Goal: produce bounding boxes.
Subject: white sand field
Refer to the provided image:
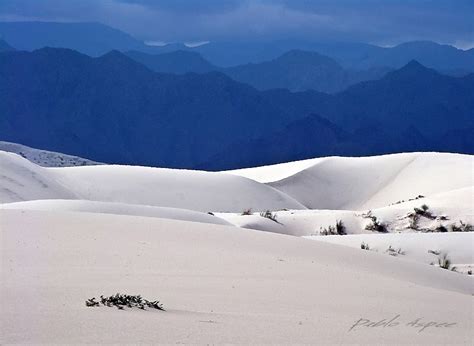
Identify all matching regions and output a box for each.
[1,150,473,344]
[1,209,472,344]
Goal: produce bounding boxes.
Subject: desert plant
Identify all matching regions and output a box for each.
[435,225,448,233]
[320,220,346,236]
[437,253,457,272]
[320,225,337,235]
[413,204,435,219]
[468,270,472,275]
[364,216,387,233]
[360,242,370,250]
[407,212,420,230]
[335,220,346,235]
[390,195,425,206]
[451,220,472,232]
[86,293,165,311]
[260,210,278,223]
[241,208,253,216]
[386,245,405,256]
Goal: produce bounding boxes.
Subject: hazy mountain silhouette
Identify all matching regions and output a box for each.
[0,48,326,167]
[222,50,391,93]
[125,49,391,93]
[125,50,217,74]
[355,41,474,71]
[1,21,473,74]
[0,21,146,56]
[322,60,474,137]
[199,114,363,170]
[1,48,472,169]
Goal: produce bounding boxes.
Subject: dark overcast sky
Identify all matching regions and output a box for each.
[0,0,472,48]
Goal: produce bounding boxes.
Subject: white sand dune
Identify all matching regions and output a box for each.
[0,199,232,226]
[0,151,305,212]
[1,209,472,344]
[229,152,474,210]
[2,151,472,214]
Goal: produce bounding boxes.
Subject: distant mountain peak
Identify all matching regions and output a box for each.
[386,59,439,79]
[95,49,155,75]
[99,49,125,59]
[405,59,425,69]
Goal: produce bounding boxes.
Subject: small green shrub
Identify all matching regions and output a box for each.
[360,242,370,250]
[241,208,253,216]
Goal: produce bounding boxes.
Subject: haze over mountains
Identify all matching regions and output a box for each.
[1,46,472,169]
[1,21,473,72]
[124,49,392,93]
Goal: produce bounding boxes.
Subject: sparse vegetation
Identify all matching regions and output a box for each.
[86,293,165,311]
[428,249,441,256]
[260,210,278,223]
[360,242,370,250]
[320,225,337,235]
[407,212,420,230]
[450,220,472,232]
[241,208,253,216]
[406,204,438,230]
[363,212,388,233]
[437,253,457,272]
[320,220,346,235]
[413,204,434,219]
[386,245,405,256]
[336,220,346,235]
[390,195,425,206]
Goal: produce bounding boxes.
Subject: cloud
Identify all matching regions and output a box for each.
[0,0,472,47]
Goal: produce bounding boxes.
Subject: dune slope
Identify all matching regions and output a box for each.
[0,199,232,226]
[0,151,305,212]
[229,152,473,210]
